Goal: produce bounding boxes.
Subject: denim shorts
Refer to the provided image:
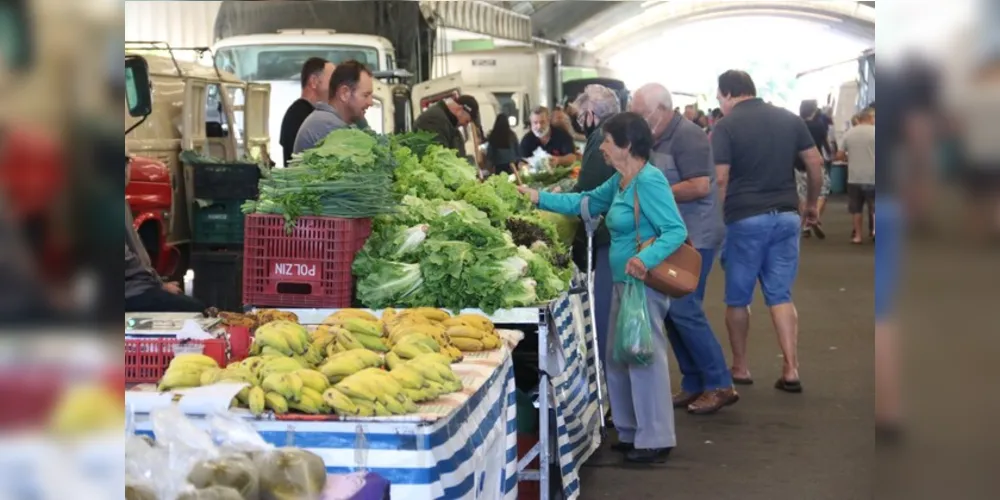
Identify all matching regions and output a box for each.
[723,211,801,307]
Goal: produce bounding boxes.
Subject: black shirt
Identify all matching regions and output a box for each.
[519,127,576,160]
[280,98,315,167]
[712,99,815,224]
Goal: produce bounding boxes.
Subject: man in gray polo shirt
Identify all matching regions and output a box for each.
[293,61,374,154]
[632,84,737,415]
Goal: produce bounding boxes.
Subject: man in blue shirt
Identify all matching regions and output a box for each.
[633,83,737,414]
[712,70,823,393]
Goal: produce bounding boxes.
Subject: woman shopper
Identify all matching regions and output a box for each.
[519,112,688,464]
[484,114,520,176]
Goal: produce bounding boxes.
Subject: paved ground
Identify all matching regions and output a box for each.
[579,198,874,500]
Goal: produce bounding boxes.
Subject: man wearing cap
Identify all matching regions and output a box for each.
[413,95,480,158]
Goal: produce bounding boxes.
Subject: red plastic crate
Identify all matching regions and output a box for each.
[242,214,372,309]
[124,338,227,384]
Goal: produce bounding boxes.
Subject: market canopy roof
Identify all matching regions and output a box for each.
[503,0,875,56]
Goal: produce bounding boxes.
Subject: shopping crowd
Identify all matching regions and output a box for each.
[513,70,876,465]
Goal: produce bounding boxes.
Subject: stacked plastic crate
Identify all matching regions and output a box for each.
[186,159,261,312]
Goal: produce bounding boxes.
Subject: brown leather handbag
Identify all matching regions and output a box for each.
[633,191,702,298]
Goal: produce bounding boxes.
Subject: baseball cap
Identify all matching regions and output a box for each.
[456,95,480,124]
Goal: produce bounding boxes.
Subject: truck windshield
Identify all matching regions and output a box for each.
[216,44,380,81]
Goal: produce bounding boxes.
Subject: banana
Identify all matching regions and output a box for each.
[249,341,262,356]
[385,351,404,371]
[401,396,419,413]
[325,309,380,324]
[319,356,366,380]
[373,401,392,417]
[381,308,397,325]
[349,349,384,368]
[406,360,445,384]
[289,397,321,415]
[389,365,425,390]
[403,387,430,403]
[240,356,266,373]
[446,326,486,340]
[303,345,325,366]
[248,387,266,417]
[218,367,256,385]
[158,369,203,391]
[326,342,346,358]
[413,352,453,367]
[256,358,304,382]
[392,341,437,360]
[442,318,475,329]
[355,334,390,352]
[443,379,463,393]
[333,329,365,351]
[255,326,294,356]
[199,368,222,386]
[322,388,359,416]
[450,337,486,352]
[443,345,465,363]
[262,373,301,402]
[456,314,494,331]
[411,355,459,382]
[353,369,402,398]
[301,387,328,411]
[295,370,330,393]
[352,399,376,417]
[260,346,290,358]
[424,380,446,398]
[410,307,451,322]
[264,392,288,415]
[236,386,251,405]
[340,318,383,338]
[170,353,220,370]
[481,334,501,350]
[310,330,337,352]
[335,378,377,402]
[395,333,440,353]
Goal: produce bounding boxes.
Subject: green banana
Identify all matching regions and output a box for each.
[389,365,425,390]
[322,388,359,416]
[355,334,390,352]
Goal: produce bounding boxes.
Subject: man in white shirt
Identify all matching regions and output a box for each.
[838,107,876,244]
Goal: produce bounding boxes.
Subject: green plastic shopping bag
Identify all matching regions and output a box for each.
[613,278,655,366]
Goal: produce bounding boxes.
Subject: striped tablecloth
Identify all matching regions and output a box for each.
[133,345,520,500]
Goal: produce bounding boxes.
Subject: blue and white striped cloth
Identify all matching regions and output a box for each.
[135,356,519,500]
[548,291,604,500]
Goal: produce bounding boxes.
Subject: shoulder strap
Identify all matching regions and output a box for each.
[633,189,642,251]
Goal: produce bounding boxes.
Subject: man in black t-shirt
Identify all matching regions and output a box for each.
[279,57,334,167]
[519,107,578,166]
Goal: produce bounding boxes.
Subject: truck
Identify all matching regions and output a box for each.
[429,47,560,139]
[212,29,410,162]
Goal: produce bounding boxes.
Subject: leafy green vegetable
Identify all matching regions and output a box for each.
[420,145,479,190]
[354,261,428,309]
[518,246,568,301]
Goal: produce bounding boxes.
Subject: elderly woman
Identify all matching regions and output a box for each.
[566,84,623,374]
[519,113,688,464]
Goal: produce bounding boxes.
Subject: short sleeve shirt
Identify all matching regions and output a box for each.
[519,128,576,159]
[842,123,876,185]
[712,99,814,224]
[650,114,725,250]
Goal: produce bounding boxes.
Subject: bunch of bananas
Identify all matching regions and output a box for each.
[158,353,221,391]
[218,309,299,332]
[317,348,384,384]
[441,316,503,352]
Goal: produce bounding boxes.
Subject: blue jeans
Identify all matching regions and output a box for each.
[875,199,901,321]
[723,211,801,307]
[665,248,732,393]
[593,246,614,370]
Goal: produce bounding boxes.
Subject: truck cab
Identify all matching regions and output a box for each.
[125,45,270,278]
[212,29,403,160]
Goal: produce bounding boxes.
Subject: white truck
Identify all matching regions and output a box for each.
[211,29,404,162]
[428,47,560,140]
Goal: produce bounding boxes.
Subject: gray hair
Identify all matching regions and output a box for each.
[634,83,673,112]
[572,84,621,121]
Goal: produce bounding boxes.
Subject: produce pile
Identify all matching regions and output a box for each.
[519,162,582,193]
[242,129,397,231]
[158,309,504,418]
[354,133,575,312]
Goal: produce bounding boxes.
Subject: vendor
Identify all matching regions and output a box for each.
[293,61,374,154]
[518,112,687,465]
[519,107,578,167]
[279,57,334,167]
[413,95,480,159]
[125,159,205,314]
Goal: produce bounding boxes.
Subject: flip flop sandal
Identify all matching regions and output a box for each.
[774,379,803,393]
[732,376,754,386]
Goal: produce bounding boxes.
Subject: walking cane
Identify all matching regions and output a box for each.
[580,197,608,438]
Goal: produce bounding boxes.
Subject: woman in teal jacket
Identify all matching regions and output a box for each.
[519,112,688,464]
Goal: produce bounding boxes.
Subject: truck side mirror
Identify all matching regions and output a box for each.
[125,55,153,117]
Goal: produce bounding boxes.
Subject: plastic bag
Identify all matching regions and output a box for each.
[613,278,655,366]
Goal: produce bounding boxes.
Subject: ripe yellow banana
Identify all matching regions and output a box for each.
[382,308,398,325]
[301,387,328,411]
[353,369,402,399]
[170,353,220,370]
[218,367,256,385]
[340,318,383,338]
[333,329,365,351]
[353,399,376,417]
[199,368,222,386]
[319,356,366,380]
[257,358,304,381]
[443,345,464,363]
[405,360,445,384]
[450,337,486,352]
[248,387,266,417]
[410,308,451,322]
[262,373,300,401]
[335,378,378,402]
[303,345,325,366]
[158,369,203,391]
[456,314,494,331]
[381,396,406,415]
[481,334,501,350]
[323,388,359,416]
[414,352,454,367]
[289,397,321,415]
[373,401,392,417]
[355,334,390,352]
[411,355,459,383]
[254,326,294,355]
[424,380,446,398]
[264,392,288,415]
[446,326,486,340]
[441,318,475,329]
[240,356,266,373]
[385,351,404,371]
[403,387,430,403]
[392,341,437,360]
[325,309,379,324]
[295,369,330,392]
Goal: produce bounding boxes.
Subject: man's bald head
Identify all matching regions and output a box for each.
[633,83,674,115]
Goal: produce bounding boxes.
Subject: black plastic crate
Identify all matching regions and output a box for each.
[191,251,243,312]
[183,156,261,201]
[193,201,246,248]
